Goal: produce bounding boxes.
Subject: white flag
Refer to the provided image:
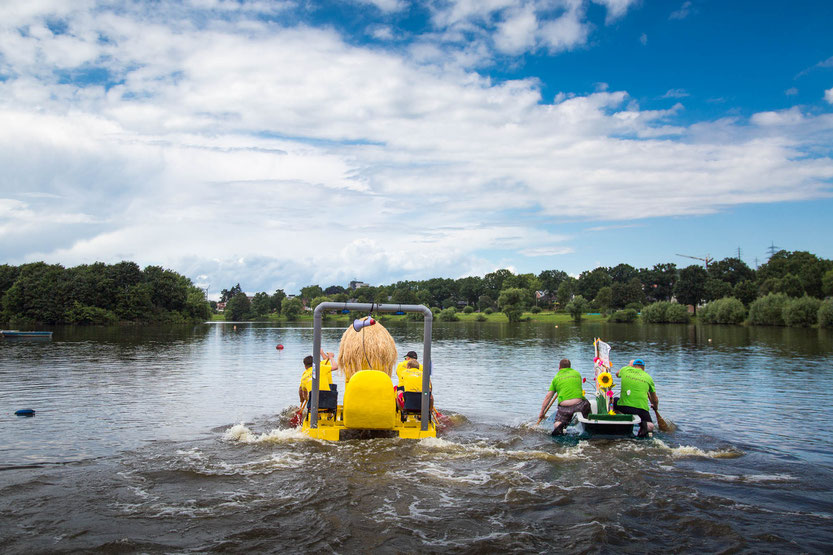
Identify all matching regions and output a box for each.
[596,340,611,368]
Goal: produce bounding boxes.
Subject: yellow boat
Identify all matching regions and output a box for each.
[300,302,437,441]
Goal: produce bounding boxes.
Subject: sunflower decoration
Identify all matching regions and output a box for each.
[596,372,614,389]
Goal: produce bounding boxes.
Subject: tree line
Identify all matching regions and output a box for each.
[218,250,833,324]
[0,261,211,326]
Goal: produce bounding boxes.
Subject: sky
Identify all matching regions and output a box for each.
[1,0,832,297]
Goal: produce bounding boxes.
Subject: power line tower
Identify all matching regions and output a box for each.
[736,247,742,261]
[766,241,780,259]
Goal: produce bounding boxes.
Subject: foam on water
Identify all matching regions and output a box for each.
[417,436,588,462]
[222,423,308,444]
[652,439,744,459]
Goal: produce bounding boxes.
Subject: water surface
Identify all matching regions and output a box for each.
[1,321,831,552]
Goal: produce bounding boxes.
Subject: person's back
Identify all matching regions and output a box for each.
[614,359,658,437]
[617,365,654,411]
[299,355,335,403]
[539,358,590,435]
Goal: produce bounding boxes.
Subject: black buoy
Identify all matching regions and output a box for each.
[15,409,35,417]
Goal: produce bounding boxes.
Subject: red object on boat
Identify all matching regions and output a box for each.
[276,344,284,350]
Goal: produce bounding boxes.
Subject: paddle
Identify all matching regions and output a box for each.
[289,400,307,427]
[652,406,675,433]
[536,394,558,426]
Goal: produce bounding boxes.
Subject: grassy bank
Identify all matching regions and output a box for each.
[211,310,610,324]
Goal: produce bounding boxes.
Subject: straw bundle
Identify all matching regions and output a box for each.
[337,319,398,381]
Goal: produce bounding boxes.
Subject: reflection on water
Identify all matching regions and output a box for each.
[1,321,832,552]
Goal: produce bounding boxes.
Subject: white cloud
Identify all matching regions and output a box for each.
[825,87,833,104]
[785,87,798,96]
[662,88,689,98]
[669,1,691,20]
[639,32,647,45]
[354,0,409,13]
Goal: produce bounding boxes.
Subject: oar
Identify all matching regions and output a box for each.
[290,400,307,427]
[653,406,675,433]
[536,395,558,426]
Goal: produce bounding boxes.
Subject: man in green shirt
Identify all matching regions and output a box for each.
[538,358,590,436]
[614,359,659,437]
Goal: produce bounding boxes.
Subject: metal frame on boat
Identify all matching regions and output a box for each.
[302,302,436,441]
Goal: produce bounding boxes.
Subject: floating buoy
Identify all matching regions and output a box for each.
[15,409,35,417]
[276,344,284,350]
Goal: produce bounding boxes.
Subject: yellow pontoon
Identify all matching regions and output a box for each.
[301,302,437,441]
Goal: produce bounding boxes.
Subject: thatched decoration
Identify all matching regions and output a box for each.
[337,319,398,381]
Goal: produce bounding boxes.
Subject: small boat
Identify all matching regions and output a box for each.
[1,330,53,338]
[572,337,641,437]
[300,302,437,441]
[574,394,641,436]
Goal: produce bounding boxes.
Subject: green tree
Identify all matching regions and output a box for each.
[482,269,513,300]
[250,292,272,316]
[708,257,755,287]
[538,269,568,296]
[478,295,494,311]
[704,278,733,302]
[225,292,251,321]
[611,278,645,309]
[556,278,576,309]
[498,287,529,323]
[733,280,759,306]
[674,265,708,314]
[757,250,831,298]
[594,286,613,314]
[281,297,303,320]
[324,285,345,295]
[822,269,833,298]
[566,295,589,322]
[220,283,242,303]
[270,289,286,313]
[2,262,69,324]
[640,263,677,303]
[457,276,484,306]
[300,285,323,302]
[577,267,612,301]
[609,263,638,284]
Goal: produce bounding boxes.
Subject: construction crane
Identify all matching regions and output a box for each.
[676,253,713,267]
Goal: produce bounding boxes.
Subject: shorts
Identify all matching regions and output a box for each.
[613,398,652,435]
[554,398,591,424]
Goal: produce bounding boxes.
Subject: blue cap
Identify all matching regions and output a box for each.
[632,359,645,367]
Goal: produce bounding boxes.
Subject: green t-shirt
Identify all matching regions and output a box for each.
[548,368,584,403]
[617,366,655,411]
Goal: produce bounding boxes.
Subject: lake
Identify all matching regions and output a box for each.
[1,320,832,552]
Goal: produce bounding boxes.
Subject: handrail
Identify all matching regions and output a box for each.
[311,302,434,431]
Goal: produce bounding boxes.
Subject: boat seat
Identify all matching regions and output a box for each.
[403,391,422,413]
[316,383,338,412]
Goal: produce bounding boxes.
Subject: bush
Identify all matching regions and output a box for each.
[463,305,474,314]
[783,296,822,327]
[748,293,788,326]
[665,303,691,323]
[625,302,643,312]
[642,301,689,324]
[700,297,746,325]
[819,299,833,328]
[566,295,589,322]
[530,306,542,314]
[608,309,638,323]
[484,307,493,315]
[64,302,118,325]
[438,307,459,322]
[476,313,487,322]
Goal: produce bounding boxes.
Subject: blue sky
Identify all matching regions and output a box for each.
[1,0,832,296]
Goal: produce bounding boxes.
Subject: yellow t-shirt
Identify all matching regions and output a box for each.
[396,360,423,384]
[300,360,334,392]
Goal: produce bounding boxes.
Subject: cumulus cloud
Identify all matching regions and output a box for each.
[825,87,833,104]
[1,1,832,292]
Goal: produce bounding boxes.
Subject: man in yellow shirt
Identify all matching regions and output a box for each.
[396,351,423,386]
[298,350,338,404]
